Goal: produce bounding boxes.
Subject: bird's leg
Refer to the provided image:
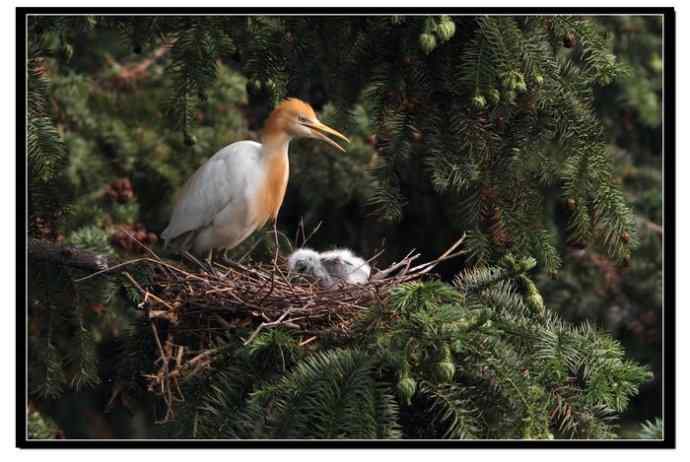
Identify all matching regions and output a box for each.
[206,248,214,270]
[223,248,232,264]
[272,221,280,269]
[270,221,293,287]
[183,250,205,268]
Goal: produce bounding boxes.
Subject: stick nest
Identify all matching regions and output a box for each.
[89,235,465,422]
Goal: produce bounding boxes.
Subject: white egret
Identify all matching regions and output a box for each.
[161,98,350,258]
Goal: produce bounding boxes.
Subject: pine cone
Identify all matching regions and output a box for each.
[472,94,487,110]
[111,224,156,253]
[436,360,456,382]
[402,97,418,113]
[106,178,135,203]
[184,132,197,146]
[110,231,129,251]
[398,376,417,405]
[419,33,437,55]
[146,232,159,245]
[88,303,106,315]
[436,19,456,42]
[495,115,506,131]
[104,185,117,201]
[563,32,577,49]
[488,88,501,105]
[119,189,134,202]
[567,239,587,250]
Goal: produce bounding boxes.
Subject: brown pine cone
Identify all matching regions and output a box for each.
[563,32,576,49]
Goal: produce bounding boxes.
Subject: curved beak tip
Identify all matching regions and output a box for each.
[308,121,351,152]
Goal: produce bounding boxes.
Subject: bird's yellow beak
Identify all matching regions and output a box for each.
[303,120,350,152]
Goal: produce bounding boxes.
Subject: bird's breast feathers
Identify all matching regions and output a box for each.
[254,151,290,223]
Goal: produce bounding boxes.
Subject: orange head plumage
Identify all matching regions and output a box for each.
[262,98,350,152]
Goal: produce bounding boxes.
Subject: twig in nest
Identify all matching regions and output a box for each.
[121,228,162,260]
[243,308,294,345]
[295,219,323,248]
[299,336,318,347]
[371,248,419,280]
[122,272,177,314]
[146,320,180,423]
[407,233,467,274]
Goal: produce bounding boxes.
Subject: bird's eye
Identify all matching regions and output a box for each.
[298,116,309,123]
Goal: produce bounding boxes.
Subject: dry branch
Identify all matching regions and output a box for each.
[28,238,114,272]
[106,43,172,89]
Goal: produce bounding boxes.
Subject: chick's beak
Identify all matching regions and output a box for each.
[304,120,350,152]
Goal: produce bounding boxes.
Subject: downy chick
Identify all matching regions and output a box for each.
[319,248,371,285]
[287,248,333,287]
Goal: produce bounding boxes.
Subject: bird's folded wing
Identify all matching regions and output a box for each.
[161,141,262,240]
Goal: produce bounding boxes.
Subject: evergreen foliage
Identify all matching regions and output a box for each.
[638,417,663,439]
[27,408,63,439]
[25,14,661,440]
[27,43,71,236]
[537,16,664,424]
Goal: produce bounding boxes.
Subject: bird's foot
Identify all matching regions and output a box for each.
[219,250,238,268]
[205,252,214,272]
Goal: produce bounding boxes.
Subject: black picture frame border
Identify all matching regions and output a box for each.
[16,6,676,449]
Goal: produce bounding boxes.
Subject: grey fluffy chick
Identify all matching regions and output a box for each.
[319,249,371,285]
[287,248,333,287]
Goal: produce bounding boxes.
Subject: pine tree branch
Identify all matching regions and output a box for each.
[28,238,113,273]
